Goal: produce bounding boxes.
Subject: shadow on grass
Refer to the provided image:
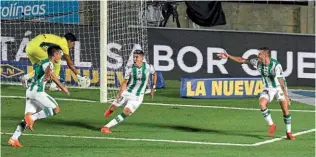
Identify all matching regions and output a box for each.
[3,116,100,131]
[3,116,264,140]
[48,119,101,131]
[125,122,265,140]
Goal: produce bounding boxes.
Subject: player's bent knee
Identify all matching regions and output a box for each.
[259,97,269,107]
[53,106,60,115]
[109,104,117,111]
[123,108,132,116]
[25,112,33,115]
[278,98,286,103]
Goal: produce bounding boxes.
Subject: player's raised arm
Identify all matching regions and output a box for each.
[217,52,249,64]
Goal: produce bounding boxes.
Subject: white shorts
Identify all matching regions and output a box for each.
[25,89,59,114]
[112,91,143,113]
[259,87,285,103]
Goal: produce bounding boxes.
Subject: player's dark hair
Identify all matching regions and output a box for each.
[64,33,77,41]
[134,50,144,55]
[258,47,271,57]
[48,45,62,57]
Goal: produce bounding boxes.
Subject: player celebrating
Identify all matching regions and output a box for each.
[101,49,157,134]
[20,33,90,90]
[8,46,70,147]
[217,47,295,140]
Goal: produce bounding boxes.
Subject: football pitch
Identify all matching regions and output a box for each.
[1,81,315,157]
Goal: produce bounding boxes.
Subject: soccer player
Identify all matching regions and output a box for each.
[20,33,89,90]
[8,46,70,147]
[101,49,157,134]
[217,47,295,140]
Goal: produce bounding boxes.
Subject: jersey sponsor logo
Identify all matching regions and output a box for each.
[0,3,46,18]
[0,60,124,87]
[0,1,79,24]
[0,64,24,78]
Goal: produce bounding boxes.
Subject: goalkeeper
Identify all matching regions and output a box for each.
[101,49,157,134]
[20,33,90,90]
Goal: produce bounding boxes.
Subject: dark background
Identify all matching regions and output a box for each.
[148,28,315,86]
[1,22,315,86]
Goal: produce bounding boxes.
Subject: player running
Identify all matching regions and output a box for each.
[20,33,90,90]
[8,46,70,147]
[217,47,295,140]
[101,49,157,134]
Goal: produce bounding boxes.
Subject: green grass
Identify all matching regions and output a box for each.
[1,81,315,157]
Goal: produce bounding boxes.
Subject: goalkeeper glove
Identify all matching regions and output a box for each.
[77,74,91,88]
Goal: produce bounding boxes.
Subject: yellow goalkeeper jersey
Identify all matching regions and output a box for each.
[28,34,70,56]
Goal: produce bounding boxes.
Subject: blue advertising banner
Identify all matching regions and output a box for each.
[1,60,165,88]
[180,78,264,98]
[0,1,79,24]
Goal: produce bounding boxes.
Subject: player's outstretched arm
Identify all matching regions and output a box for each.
[51,73,70,95]
[64,54,91,87]
[44,64,69,95]
[64,55,79,75]
[217,52,249,64]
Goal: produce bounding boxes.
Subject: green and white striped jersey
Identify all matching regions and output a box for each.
[29,58,54,92]
[124,63,155,96]
[249,58,284,88]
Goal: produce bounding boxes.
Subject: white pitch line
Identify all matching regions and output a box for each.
[252,128,316,146]
[1,132,252,147]
[1,95,97,103]
[2,95,315,113]
[145,102,316,113]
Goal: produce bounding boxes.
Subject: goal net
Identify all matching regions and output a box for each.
[105,1,148,102]
[0,1,148,102]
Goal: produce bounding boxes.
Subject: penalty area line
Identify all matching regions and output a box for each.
[145,102,316,113]
[1,132,252,147]
[1,95,315,113]
[252,128,316,146]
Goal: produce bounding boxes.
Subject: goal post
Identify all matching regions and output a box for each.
[100,0,107,103]
[101,1,149,103]
[0,0,148,103]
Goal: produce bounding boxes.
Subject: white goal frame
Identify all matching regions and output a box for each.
[100,0,107,103]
